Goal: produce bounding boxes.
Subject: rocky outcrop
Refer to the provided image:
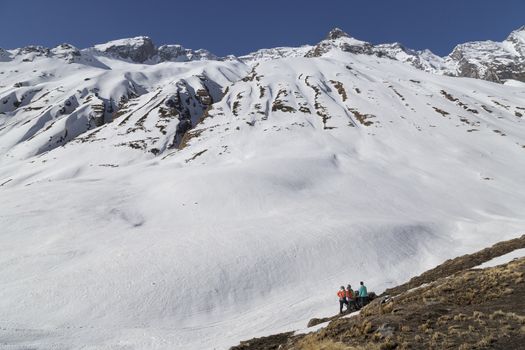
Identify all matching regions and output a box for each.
[305,28,374,58]
[445,33,525,83]
[373,44,446,73]
[4,38,220,65]
[507,25,525,55]
[157,45,218,62]
[50,44,81,63]
[90,37,219,63]
[326,27,349,40]
[0,48,10,62]
[303,26,525,83]
[93,36,156,63]
[14,46,51,62]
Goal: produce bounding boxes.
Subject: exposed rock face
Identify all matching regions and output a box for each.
[305,28,373,57]
[239,27,355,63]
[444,32,525,83]
[93,36,156,63]
[16,46,51,56]
[90,37,219,63]
[303,26,525,83]
[373,44,447,73]
[14,46,51,62]
[157,45,218,62]
[326,27,349,40]
[505,25,525,55]
[0,48,10,62]
[51,44,81,63]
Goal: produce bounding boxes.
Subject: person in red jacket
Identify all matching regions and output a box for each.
[346,284,357,311]
[337,286,348,314]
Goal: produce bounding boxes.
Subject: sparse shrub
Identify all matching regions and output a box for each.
[454,313,467,321]
[379,340,397,350]
[476,335,496,347]
[298,338,352,350]
[362,321,373,334]
[489,310,506,320]
[473,311,485,319]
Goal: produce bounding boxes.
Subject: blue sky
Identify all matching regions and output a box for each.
[1,0,524,56]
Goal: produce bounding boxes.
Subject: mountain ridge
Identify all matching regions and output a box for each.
[1,26,524,83]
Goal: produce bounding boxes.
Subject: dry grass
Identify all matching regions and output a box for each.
[298,337,384,350]
[385,235,525,296]
[298,338,352,350]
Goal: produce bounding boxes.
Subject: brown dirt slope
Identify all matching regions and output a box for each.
[384,234,525,296]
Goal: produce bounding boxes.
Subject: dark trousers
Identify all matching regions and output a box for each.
[348,298,357,311]
[358,296,369,308]
[339,298,348,313]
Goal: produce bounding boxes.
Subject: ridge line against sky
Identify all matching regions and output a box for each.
[1,0,524,56]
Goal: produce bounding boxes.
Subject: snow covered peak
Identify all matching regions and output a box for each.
[13,45,51,60]
[93,36,153,51]
[89,37,220,63]
[92,36,156,63]
[442,26,525,82]
[305,33,372,57]
[326,27,350,40]
[508,25,525,38]
[505,25,525,55]
[50,43,81,62]
[239,46,312,64]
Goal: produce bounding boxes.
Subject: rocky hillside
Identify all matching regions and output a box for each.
[231,235,525,350]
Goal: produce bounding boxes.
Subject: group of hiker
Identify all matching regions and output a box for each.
[337,281,369,314]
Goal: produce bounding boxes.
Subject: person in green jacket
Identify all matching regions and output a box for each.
[358,281,368,308]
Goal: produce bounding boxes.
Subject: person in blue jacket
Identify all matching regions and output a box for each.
[358,281,368,308]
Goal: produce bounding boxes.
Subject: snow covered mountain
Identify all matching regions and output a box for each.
[1,27,524,350]
[444,26,525,82]
[300,27,525,82]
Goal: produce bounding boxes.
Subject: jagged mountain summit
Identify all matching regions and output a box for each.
[91,36,220,63]
[1,36,221,66]
[445,25,525,82]
[2,26,524,79]
[302,26,525,82]
[1,27,525,350]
